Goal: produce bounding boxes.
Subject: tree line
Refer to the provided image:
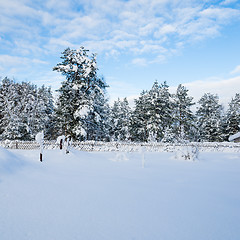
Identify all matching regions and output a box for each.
[0,46,240,142]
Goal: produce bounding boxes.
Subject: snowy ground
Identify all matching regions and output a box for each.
[0,147,240,240]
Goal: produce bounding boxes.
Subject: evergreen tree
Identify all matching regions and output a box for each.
[172,84,196,141]
[129,90,150,142]
[196,93,224,142]
[0,78,25,140]
[224,93,240,140]
[119,98,131,141]
[35,85,54,139]
[53,47,108,140]
[147,81,173,141]
[109,98,131,141]
[130,81,173,142]
[84,91,110,141]
[0,78,54,140]
[109,99,121,141]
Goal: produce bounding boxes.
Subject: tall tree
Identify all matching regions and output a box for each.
[129,90,150,142]
[53,47,108,140]
[172,84,196,141]
[147,81,173,141]
[196,93,224,142]
[0,78,25,140]
[130,81,173,142]
[224,93,240,140]
[0,78,54,140]
[109,98,131,141]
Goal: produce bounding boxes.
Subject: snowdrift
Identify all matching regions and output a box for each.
[0,149,240,240]
[0,146,26,175]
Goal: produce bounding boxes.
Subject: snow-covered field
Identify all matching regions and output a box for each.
[0,147,240,240]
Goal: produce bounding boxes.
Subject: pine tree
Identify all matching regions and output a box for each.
[84,90,110,141]
[119,98,131,141]
[109,98,131,141]
[53,47,108,140]
[196,93,224,142]
[0,77,54,140]
[224,93,240,140]
[129,90,150,142]
[172,84,196,141]
[109,99,121,141]
[147,81,173,141]
[0,78,25,140]
[129,81,173,142]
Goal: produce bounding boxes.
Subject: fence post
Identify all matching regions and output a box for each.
[60,139,63,150]
[36,131,44,162]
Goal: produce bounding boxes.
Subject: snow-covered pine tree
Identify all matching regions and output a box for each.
[119,97,131,141]
[84,89,110,141]
[35,85,54,139]
[53,47,108,140]
[109,98,121,141]
[129,90,150,142]
[0,77,54,140]
[130,81,173,142]
[146,81,161,142]
[196,93,224,142]
[109,98,131,141]
[0,77,26,140]
[147,81,173,141]
[16,81,37,140]
[172,84,196,141]
[224,93,240,140]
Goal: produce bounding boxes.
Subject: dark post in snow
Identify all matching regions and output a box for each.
[65,135,72,154]
[36,131,44,162]
[57,135,65,150]
[60,139,63,150]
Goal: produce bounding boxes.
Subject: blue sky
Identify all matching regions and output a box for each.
[1,0,240,107]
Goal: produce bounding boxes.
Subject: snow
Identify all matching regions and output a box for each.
[0,146,26,174]
[56,135,65,144]
[74,105,91,118]
[35,131,44,144]
[0,147,240,240]
[229,132,240,141]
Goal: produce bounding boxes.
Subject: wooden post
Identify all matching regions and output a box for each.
[36,131,44,163]
[39,142,43,162]
[60,139,63,150]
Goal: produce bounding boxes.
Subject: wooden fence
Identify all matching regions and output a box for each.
[0,140,240,152]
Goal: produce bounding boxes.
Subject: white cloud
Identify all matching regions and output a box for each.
[109,76,240,109]
[231,65,240,74]
[32,71,65,93]
[0,55,50,79]
[221,0,238,5]
[158,24,176,35]
[1,0,240,65]
[107,79,142,106]
[0,55,47,66]
[32,59,48,65]
[1,0,240,94]
[132,58,148,66]
[179,76,240,108]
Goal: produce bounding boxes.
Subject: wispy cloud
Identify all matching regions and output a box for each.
[231,65,240,74]
[221,0,239,6]
[1,0,240,98]
[171,76,240,108]
[132,58,148,66]
[1,0,239,64]
[0,54,49,79]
